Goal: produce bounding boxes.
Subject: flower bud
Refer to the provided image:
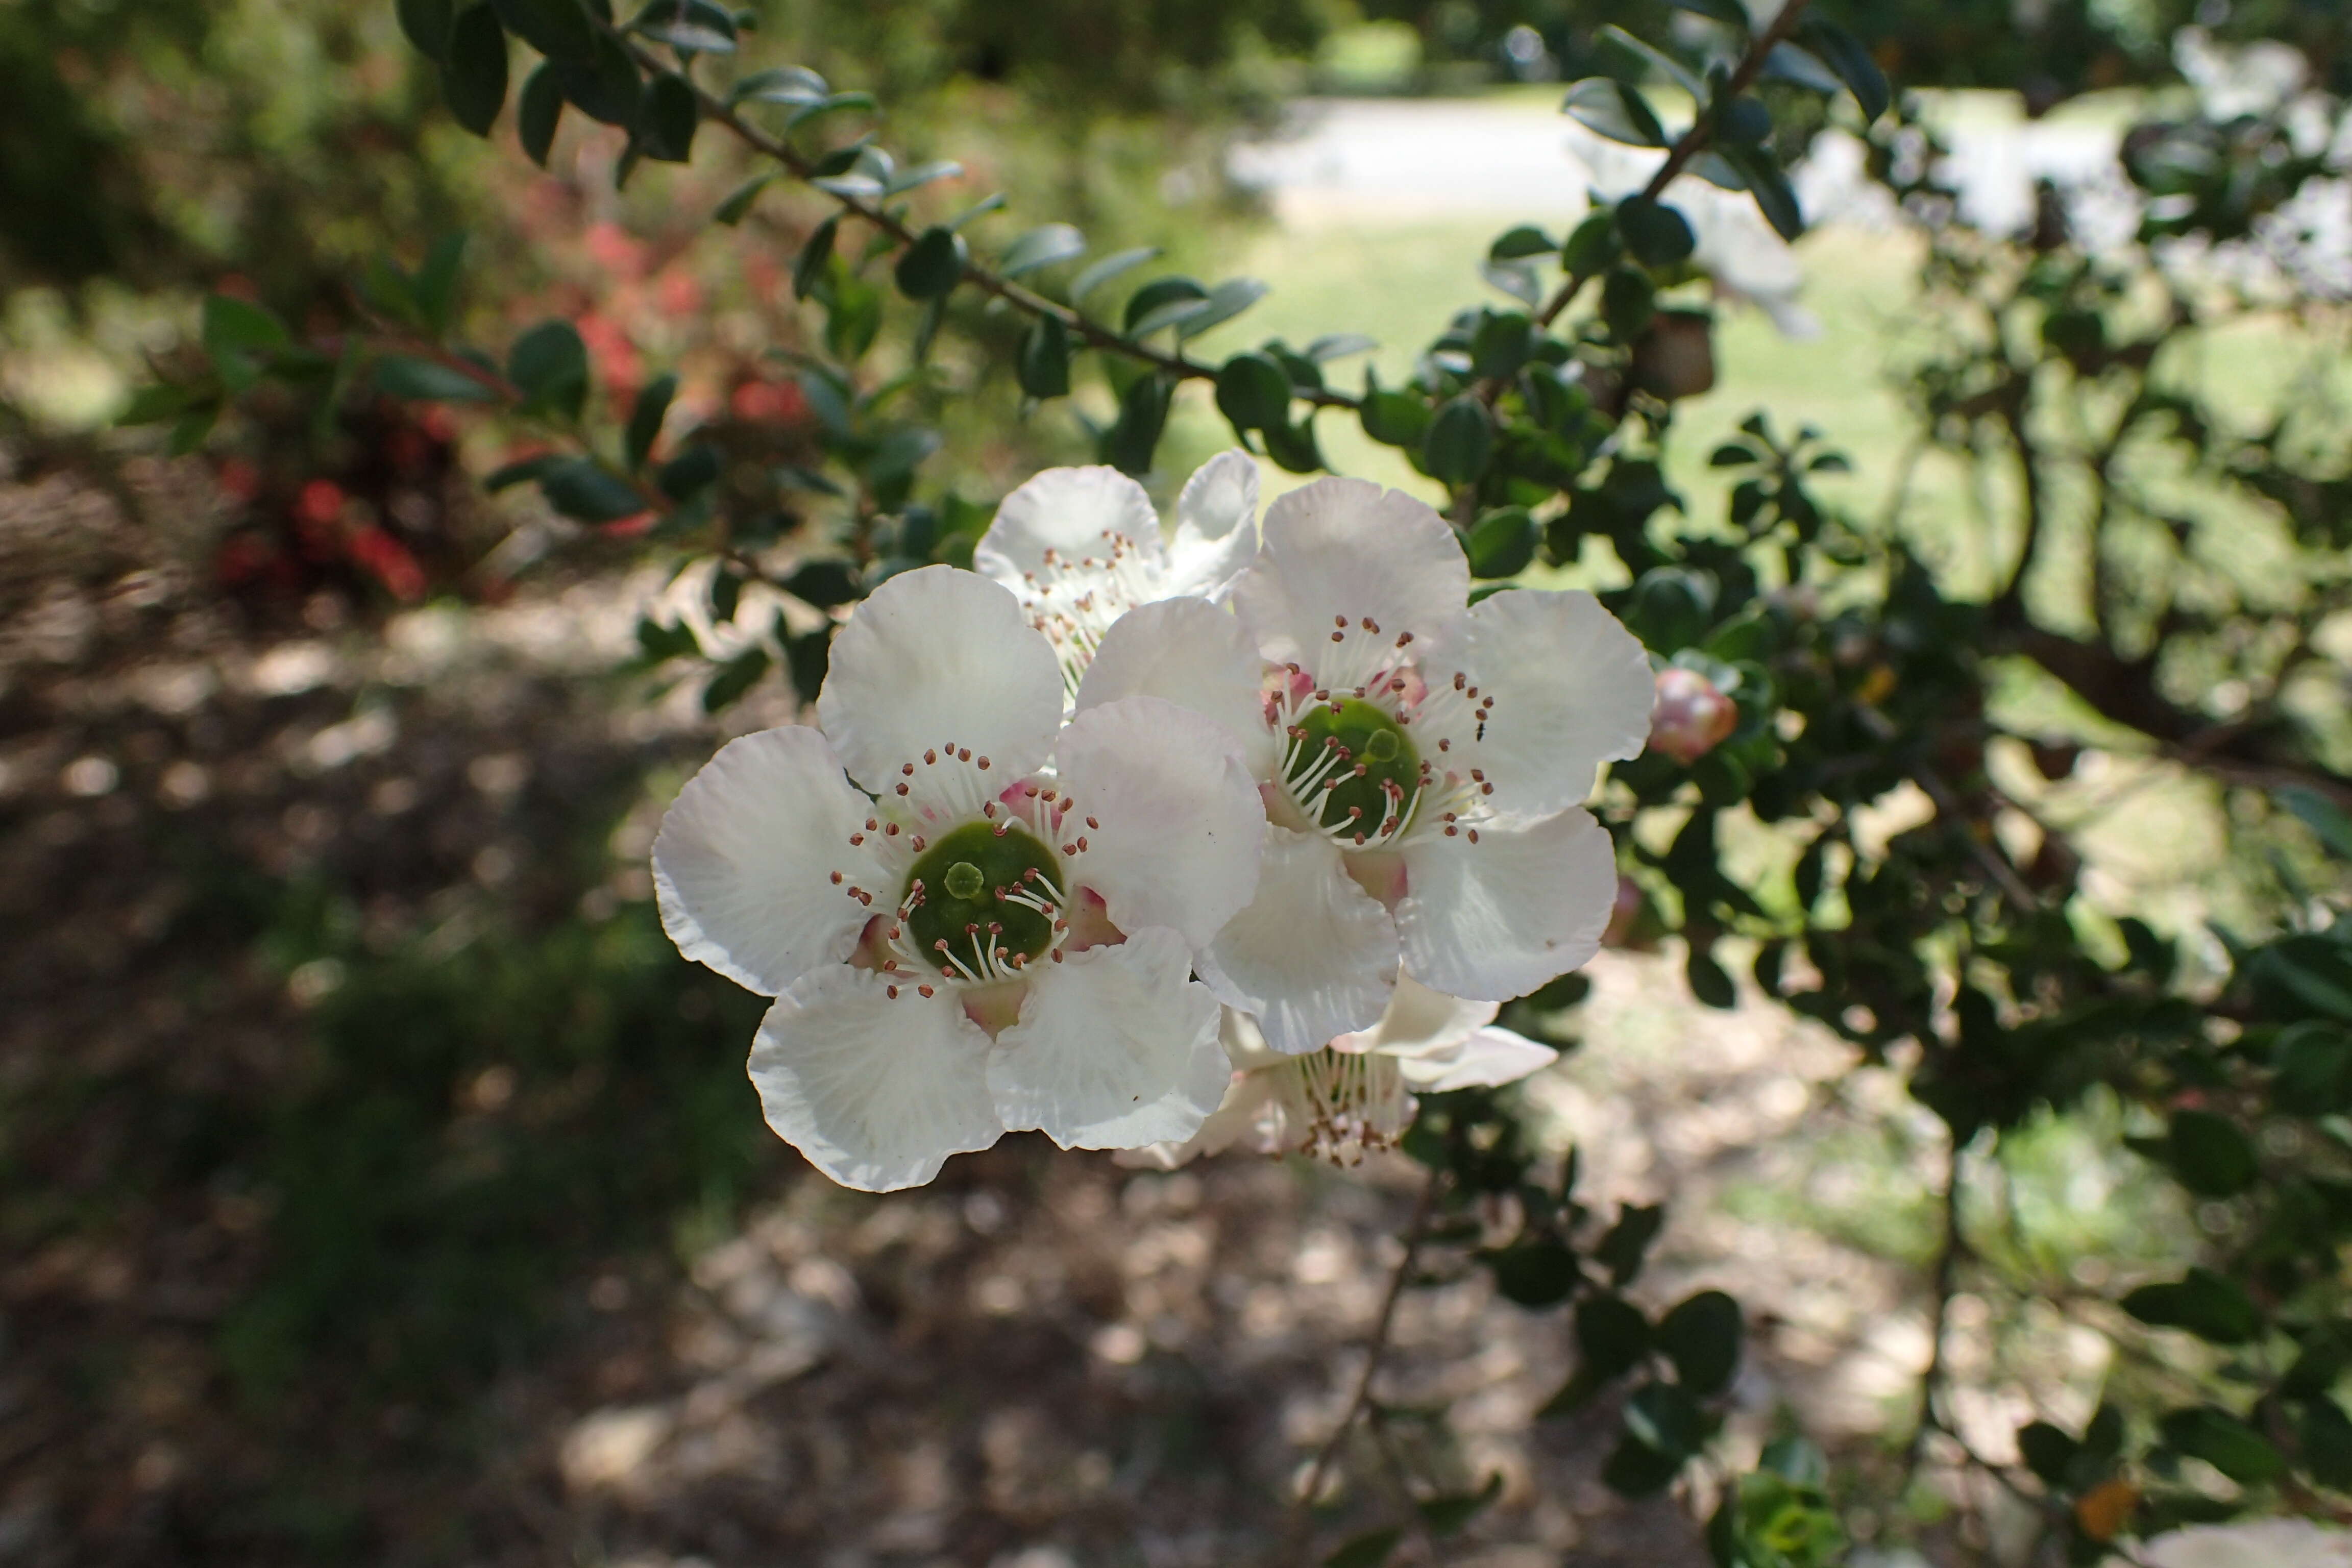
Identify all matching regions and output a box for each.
[1649,667,1738,765]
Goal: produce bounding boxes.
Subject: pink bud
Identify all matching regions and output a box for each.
[1648,668,1738,765]
[1601,876,1657,951]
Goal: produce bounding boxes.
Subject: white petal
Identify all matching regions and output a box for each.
[1336,972,1498,1055]
[1398,807,1617,1001]
[748,965,1002,1192]
[1451,587,1655,817]
[1232,477,1469,675]
[974,464,1166,588]
[1162,449,1261,600]
[989,927,1228,1149]
[1197,826,1399,1055]
[653,725,884,997]
[1052,695,1265,950]
[1111,1068,1276,1169]
[1395,1024,1557,1091]
[1074,595,1279,780]
[816,565,1063,793]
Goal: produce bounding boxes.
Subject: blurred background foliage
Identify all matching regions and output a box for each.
[6,0,2352,1563]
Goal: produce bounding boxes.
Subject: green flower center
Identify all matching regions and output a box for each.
[1287,697,1423,844]
[903,820,1063,978]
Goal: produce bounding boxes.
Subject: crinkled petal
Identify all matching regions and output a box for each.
[748,965,1002,1192]
[816,564,1063,794]
[653,725,885,997]
[1233,477,1469,675]
[989,927,1228,1149]
[1053,694,1265,950]
[1162,449,1261,600]
[1074,595,1279,779]
[1197,826,1399,1055]
[974,464,1166,589]
[1336,972,1498,1055]
[1394,1025,1558,1092]
[1451,587,1654,817]
[1398,807,1616,1001]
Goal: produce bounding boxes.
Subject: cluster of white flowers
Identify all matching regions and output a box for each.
[653,452,1656,1190]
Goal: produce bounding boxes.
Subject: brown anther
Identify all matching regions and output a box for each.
[982,801,996,817]
[885,823,900,836]
[849,833,864,846]
[918,985,935,998]
[1438,738,1452,752]
[1470,769,1485,781]
[887,986,900,999]
[1481,782,1494,795]
[866,817,879,831]
[1085,816,1100,830]
[857,891,873,905]
[1444,825,1459,837]
[1362,618,1378,632]
[1051,951,1065,963]
[1334,616,1348,628]
[1075,836,1089,851]
[925,749,937,765]
[1062,844,1076,855]
[1331,631,1344,643]
[977,756,991,770]
[958,748,971,762]
[1396,632,1413,646]
[830,871,844,885]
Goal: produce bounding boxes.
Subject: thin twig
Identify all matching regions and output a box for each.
[1284,1166,1443,1557]
[1904,1137,1968,1479]
[1526,0,1818,337]
[645,40,1362,409]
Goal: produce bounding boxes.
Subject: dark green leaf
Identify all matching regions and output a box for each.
[1177,278,1268,341]
[536,457,648,522]
[714,172,773,224]
[657,444,721,500]
[202,296,290,375]
[398,0,457,59]
[1602,265,1657,339]
[372,354,501,403]
[884,159,961,195]
[625,372,676,470]
[2281,787,2352,861]
[2158,1406,2283,1485]
[552,30,641,125]
[517,63,564,164]
[635,615,699,662]
[1603,1432,1686,1496]
[1418,1474,1504,1537]
[1487,1241,1580,1307]
[2166,1109,2258,1197]
[2017,1421,2078,1486]
[1562,77,1669,148]
[783,559,861,608]
[1360,387,1431,449]
[2301,1396,2352,1490]
[701,646,769,713]
[1763,41,1843,94]
[489,0,596,61]
[1658,1290,1742,1395]
[1480,259,1542,309]
[1468,507,1538,578]
[166,404,220,455]
[2122,1267,2262,1344]
[484,454,559,491]
[1070,246,1158,302]
[1102,373,1170,477]
[793,215,838,301]
[894,227,967,300]
[1599,23,1702,98]
[785,627,831,702]
[445,4,510,135]
[783,91,875,131]
[1795,18,1891,121]
[1624,1381,1706,1459]
[729,65,826,106]
[507,319,590,419]
[1618,197,1696,266]
[1665,0,1749,27]
[1595,1203,1664,1286]
[1720,142,1804,239]
[1216,352,1291,432]
[629,0,736,54]
[1490,224,1558,260]
[1561,210,1622,277]
[999,223,1086,279]
[1123,276,1210,335]
[1304,332,1378,362]
[2276,1022,2352,1114]
[707,566,743,624]
[1424,396,1494,486]
[1016,314,1071,399]
[1576,1293,1651,1382]
[117,382,206,426]
[1260,416,1324,475]
[1471,311,1533,378]
[637,73,699,161]
[1686,944,1735,1009]
[1718,95,1773,145]
[1322,1528,1402,1568]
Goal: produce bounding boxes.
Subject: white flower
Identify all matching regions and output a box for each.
[1119,975,1559,1168]
[974,450,1262,698]
[1077,477,1654,1053]
[652,564,1266,1192]
[2140,1520,2352,1568]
